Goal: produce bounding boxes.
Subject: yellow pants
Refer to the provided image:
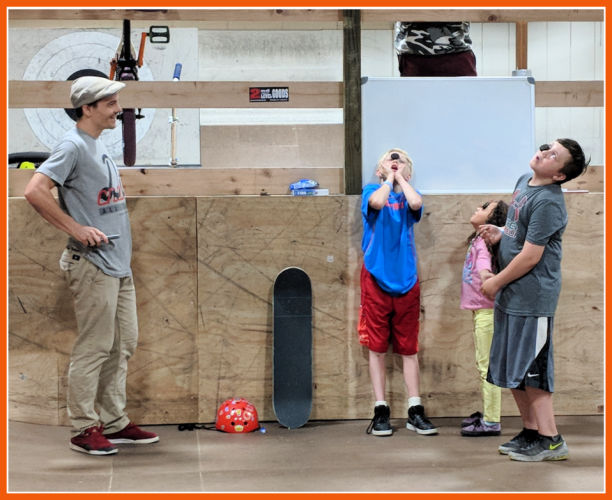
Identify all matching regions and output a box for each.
[472,309,501,423]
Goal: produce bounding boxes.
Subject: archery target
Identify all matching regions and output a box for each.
[22,31,156,162]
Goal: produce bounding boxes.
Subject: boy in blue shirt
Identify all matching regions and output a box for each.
[360,148,437,437]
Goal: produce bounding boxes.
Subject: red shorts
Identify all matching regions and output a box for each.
[358,266,420,355]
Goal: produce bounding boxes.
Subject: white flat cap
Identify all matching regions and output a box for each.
[70,76,126,108]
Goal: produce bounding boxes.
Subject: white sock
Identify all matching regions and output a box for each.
[375,400,388,407]
[408,397,422,408]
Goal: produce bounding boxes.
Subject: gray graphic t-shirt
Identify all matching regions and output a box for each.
[38,127,132,278]
[496,174,567,316]
[394,22,473,56]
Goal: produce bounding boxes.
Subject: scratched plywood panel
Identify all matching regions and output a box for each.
[344,194,499,418]
[347,193,603,419]
[411,195,515,418]
[552,193,604,413]
[344,195,508,419]
[197,196,353,422]
[411,194,603,418]
[345,196,372,418]
[9,193,603,424]
[8,200,74,425]
[195,193,603,421]
[8,199,76,356]
[563,165,604,193]
[9,351,62,425]
[8,197,198,425]
[124,197,199,424]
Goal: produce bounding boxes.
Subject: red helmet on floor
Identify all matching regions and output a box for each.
[215,398,259,433]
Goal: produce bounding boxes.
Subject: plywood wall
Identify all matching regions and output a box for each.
[9,197,200,425]
[8,193,604,425]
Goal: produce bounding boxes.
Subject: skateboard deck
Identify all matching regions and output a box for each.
[273,267,313,429]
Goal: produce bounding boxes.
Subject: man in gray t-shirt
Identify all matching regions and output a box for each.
[24,76,159,455]
[479,139,589,463]
[37,126,132,277]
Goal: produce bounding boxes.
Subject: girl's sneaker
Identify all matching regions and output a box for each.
[461,418,501,436]
[461,411,483,428]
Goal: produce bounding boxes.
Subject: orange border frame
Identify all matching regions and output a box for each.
[1,2,608,499]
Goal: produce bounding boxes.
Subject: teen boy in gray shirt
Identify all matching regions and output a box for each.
[479,139,589,462]
[24,76,159,455]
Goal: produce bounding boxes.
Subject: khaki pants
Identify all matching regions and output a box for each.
[60,248,138,435]
[472,309,501,423]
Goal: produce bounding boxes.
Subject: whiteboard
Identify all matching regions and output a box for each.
[361,77,535,194]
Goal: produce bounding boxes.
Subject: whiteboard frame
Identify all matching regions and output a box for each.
[361,76,536,194]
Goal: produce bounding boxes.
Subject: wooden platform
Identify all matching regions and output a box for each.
[8,194,604,425]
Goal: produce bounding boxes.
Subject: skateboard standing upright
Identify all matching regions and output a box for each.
[273,267,313,429]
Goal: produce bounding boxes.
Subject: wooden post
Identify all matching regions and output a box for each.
[343,10,362,195]
[515,21,528,69]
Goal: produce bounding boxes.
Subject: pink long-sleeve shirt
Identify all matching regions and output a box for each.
[460,236,495,310]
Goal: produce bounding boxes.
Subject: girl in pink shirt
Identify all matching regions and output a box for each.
[460,199,508,436]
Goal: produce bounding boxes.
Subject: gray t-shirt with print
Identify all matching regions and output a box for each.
[496,173,568,316]
[37,127,132,278]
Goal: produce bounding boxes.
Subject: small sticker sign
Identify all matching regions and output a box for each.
[249,87,289,103]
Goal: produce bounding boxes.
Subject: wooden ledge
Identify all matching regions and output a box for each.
[8,8,604,24]
[9,165,603,197]
[8,80,603,109]
[8,81,344,109]
[8,167,345,197]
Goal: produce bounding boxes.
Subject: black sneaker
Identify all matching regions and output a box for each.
[366,404,392,436]
[508,434,569,462]
[406,405,438,435]
[498,428,539,455]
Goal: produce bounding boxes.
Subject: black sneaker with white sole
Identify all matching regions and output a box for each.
[406,405,438,435]
[498,428,539,455]
[366,404,393,436]
[508,434,569,462]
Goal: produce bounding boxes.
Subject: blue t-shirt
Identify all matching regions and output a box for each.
[361,183,423,295]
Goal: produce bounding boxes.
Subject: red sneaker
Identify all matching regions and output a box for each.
[104,422,159,444]
[70,425,118,455]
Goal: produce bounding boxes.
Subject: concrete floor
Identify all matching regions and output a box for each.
[8,415,604,493]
